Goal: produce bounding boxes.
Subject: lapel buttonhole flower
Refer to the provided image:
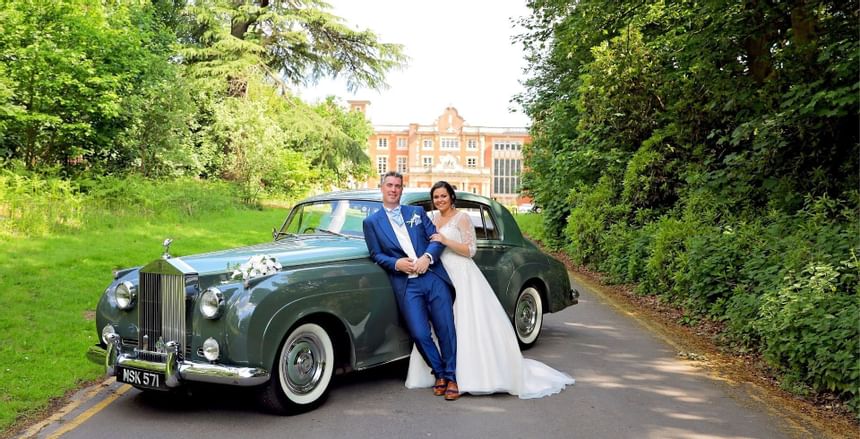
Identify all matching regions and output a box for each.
[406,212,422,227]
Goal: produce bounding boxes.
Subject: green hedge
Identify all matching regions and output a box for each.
[559,192,860,415]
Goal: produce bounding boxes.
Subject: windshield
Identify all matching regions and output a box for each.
[279,200,382,238]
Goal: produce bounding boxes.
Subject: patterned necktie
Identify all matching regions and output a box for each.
[389,206,404,226]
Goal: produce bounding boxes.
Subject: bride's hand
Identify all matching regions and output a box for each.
[430,233,446,245]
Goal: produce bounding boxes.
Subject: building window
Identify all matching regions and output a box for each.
[423,139,434,150]
[493,141,522,151]
[397,156,407,173]
[397,137,407,149]
[440,137,459,149]
[377,156,388,175]
[377,138,388,149]
[466,157,477,168]
[493,158,521,194]
[467,139,477,150]
[422,157,433,168]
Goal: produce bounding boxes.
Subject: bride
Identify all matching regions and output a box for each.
[405,181,575,399]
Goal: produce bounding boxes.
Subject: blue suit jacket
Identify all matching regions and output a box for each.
[363,204,453,295]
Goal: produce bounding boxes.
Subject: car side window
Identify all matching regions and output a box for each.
[420,200,499,241]
[479,206,499,240]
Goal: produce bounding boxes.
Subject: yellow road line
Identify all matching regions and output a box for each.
[17,378,115,438]
[43,384,132,439]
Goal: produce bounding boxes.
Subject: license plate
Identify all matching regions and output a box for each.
[117,367,166,390]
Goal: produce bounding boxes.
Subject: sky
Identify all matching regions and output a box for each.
[297,0,532,128]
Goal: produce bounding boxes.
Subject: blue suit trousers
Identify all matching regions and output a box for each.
[397,273,457,382]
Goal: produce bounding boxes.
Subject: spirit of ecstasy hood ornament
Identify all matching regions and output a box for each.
[162,238,173,259]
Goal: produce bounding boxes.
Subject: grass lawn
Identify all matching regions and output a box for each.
[511,213,544,243]
[0,205,289,432]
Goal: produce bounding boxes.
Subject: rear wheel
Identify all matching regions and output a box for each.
[514,286,544,349]
[258,323,335,414]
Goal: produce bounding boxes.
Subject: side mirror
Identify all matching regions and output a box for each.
[272,228,278,241]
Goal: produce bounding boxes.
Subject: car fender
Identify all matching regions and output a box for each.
[244,261,403,372]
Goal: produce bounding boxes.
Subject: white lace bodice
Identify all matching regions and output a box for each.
[435,211,477,258]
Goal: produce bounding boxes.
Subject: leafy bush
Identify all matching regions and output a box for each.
[0,170,249,237]
[756,261,859,410]
[0,165,84,235]
[622,129,680,213]
[639,215,697,298]
[565,176,628,264]
[78,175,247,220]
[598,221,652,284]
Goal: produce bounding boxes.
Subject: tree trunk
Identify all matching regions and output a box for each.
[743,0,774,83]
[230,0,270,39]
[790,0,817,63]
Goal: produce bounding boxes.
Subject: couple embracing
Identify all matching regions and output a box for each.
[362,171,574,401]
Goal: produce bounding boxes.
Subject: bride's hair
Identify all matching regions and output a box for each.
[430,181,456,206]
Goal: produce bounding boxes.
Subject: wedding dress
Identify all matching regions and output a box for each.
[405,211,575,398]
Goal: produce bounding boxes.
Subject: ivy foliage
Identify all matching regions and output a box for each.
[516,0,859,414]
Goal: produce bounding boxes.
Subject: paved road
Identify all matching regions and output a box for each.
[26,274,819,439]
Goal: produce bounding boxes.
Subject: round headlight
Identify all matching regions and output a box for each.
[101,324,116,344]
[199,287,224,319]
[202,337,220,362]
[115,281,137,310]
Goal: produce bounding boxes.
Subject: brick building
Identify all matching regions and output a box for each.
[351,101,530,206]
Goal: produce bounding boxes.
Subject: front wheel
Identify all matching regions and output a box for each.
[258,323,335,414]
[514,286,544,349]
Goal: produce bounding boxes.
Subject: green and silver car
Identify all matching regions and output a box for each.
[87,189,578,413]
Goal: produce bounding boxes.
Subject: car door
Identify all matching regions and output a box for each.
[463,202,514,309]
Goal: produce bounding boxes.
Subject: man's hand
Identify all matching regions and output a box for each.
[413,254,431,274]
[395,257,416,274]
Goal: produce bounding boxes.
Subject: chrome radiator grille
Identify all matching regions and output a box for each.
[138,272,186,361]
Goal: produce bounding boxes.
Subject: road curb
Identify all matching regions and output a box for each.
[15,378,129,439]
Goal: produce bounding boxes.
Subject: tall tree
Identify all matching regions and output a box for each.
[177,1,403,191]
[180,0,405,93]
[0,0,189,173]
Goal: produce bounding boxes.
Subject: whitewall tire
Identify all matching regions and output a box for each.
[258,322,334,414]
[514,286,544,349]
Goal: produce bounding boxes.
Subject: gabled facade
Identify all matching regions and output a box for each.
[353,102,530,206]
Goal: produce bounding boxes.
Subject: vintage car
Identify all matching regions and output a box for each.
[87,189,578,413]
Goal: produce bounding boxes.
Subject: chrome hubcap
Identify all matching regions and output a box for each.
[284,334,326,395]
[516,293,537,337]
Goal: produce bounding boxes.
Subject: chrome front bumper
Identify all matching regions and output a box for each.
[87,334,269,388]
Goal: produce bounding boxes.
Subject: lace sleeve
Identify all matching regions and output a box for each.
[455,212,477,258]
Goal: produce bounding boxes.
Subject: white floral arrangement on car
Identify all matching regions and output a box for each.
[230,254,282,281]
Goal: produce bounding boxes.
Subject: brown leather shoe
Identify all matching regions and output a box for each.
[432,378,448,396]
[443,381,460,401]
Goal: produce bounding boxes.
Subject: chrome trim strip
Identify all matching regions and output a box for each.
[161,274,185,354]
[88,345,270,387]
[178,361,270,386]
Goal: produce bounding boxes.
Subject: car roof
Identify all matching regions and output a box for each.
[297,188,526,245]
[301,188,491,205]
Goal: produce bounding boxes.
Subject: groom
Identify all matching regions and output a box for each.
[363,171,459,401]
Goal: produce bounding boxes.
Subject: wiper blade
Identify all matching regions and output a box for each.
[273,231,297,240]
